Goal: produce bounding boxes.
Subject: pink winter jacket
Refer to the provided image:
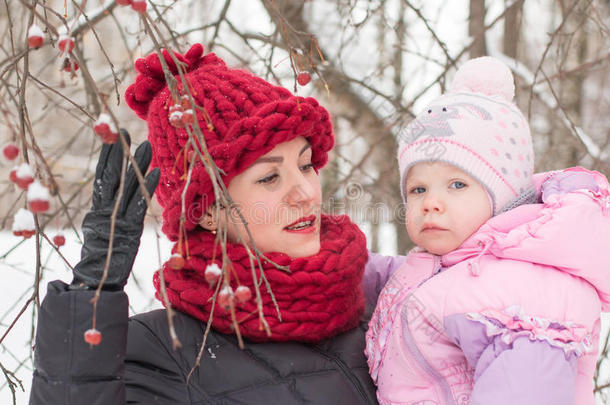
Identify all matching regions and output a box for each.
[366,170,610,405]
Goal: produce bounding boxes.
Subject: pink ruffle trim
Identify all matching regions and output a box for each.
[466,305,592,356]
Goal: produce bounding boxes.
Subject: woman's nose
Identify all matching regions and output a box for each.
[285,173,315,205]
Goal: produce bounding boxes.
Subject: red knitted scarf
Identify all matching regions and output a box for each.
[154,215,367,343]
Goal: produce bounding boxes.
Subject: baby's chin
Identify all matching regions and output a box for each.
[424,242,459,256]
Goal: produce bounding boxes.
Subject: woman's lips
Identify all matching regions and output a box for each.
[284,215,317,233]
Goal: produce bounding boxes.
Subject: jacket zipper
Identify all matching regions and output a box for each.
[401,256,456,405]
[310,344,370,403]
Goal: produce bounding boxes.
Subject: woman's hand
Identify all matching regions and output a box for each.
[71,129,160,290]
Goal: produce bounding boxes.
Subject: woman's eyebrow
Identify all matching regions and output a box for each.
[299,144,311,156]
[252,156,283,165]
[252,144,311,165]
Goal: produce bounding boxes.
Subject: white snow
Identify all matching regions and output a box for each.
[11,208,35,232]
[26,182,49,201]
[219,285,233,296]
[27,24,43,39]
[205,263,221,277]
[95,113,118,134]
[16,163,33,179]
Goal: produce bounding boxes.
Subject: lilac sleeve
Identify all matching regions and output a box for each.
[444,314,578,405]
[362,252,406,306]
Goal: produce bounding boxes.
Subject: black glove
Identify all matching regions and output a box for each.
[71,129,160,291]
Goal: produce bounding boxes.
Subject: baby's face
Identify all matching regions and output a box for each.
[405,162,492,255]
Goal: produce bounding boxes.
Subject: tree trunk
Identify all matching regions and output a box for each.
[503,0,522,60]
[469,0,487,57]
[537,0,587,171]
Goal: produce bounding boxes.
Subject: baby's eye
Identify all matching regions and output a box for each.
[410,186,426,194]
[450,181,467,189]
[257,173,279,184]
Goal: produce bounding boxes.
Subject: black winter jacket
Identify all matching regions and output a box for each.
[30,280,379,404]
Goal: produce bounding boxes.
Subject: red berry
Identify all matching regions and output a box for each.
[235,285,252,303]
[93,123,109,135]
[181,109,194,125]
[3,144,19,160]
[14,163,34,189]
[169,112,185,128]
[204,263,222,286]
[53,234,66,247]
[12,208,35,239]
[94,114,118,144]
[116,0,131,5]
[169,104,183,113]
[21,230,36,239]
[58,35,75,54]
[101,132,118,144]
[62,57,79,73]
[16,175,34,190]
[28,25,44,48]
[131,0,147,13]
[28,182,50,213]
[28,36,43,48]
[168,254,185,270]
[217,286,233,309]
[84,328,102,345]
[297,72,311,86]
[187,149,200,163]
[29,199,49,213]
[180,95,193,110]
[9,169,17,183]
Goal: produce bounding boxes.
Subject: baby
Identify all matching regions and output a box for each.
[366,57,610,405]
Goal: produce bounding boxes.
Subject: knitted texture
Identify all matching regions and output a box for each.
[397,57,535,215]
[125,44,334,240]
[154,215,368,343]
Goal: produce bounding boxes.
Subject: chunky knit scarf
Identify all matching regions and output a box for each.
[154,214,367,343]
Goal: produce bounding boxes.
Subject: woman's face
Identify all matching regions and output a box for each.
[215,136,322,258]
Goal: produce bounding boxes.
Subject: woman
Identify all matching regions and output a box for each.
[29,44,402,404]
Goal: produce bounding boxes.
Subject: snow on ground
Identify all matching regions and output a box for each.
[0,228,169,404]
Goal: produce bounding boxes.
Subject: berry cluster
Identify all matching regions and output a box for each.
[203,263,252,310]
[168,95,196,129]
[5,147,64,245]
[27,24,79,74]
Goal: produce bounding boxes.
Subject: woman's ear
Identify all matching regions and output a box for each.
[199,204,221,234]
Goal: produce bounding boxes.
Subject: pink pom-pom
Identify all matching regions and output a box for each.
[448,56,515,102]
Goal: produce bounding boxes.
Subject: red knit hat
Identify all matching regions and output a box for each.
[125,44,334,240]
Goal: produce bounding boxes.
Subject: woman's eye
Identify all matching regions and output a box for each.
[257,173,279,184]
[410,186,426,194]
[300,163,314,172]
[450,181,467,189]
